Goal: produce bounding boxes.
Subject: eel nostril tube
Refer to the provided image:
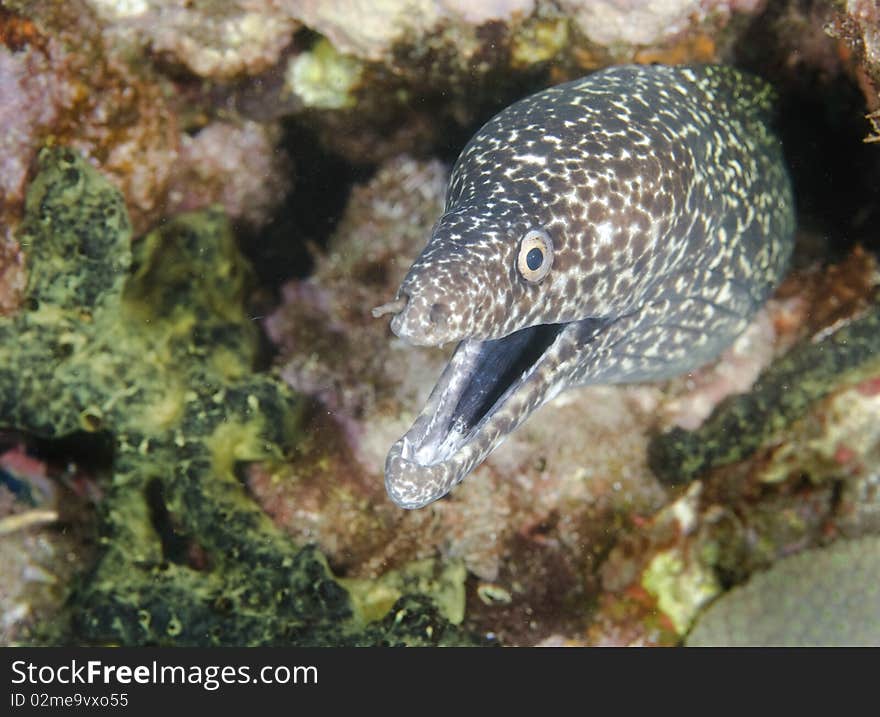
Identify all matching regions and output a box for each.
[371,296,408,318]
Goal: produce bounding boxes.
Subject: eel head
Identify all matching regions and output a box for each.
[374,210,609,509]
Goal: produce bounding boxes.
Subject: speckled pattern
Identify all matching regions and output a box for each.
[376,64,795,509]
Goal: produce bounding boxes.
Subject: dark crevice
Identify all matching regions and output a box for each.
[776,79,880,261]
[237,122,374,304]
[733,0,880,263]
[145,478,193,566]
[30,430,115,475]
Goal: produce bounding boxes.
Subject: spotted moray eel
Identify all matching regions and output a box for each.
[373,64,795,509]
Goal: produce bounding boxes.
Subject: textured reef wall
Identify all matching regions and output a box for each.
[1,148,479,645]
[2,0,880,646]
[259,155,880,645]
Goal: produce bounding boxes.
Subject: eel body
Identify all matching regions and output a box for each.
[374,64,795,509]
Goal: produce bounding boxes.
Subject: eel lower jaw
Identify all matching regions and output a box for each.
[385,320,578,509]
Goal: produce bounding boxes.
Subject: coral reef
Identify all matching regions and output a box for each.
[286,0,755,72]
[578,253,880,644]
[828,0,880,108]
[165,119,289,228]
[0,0,778,263]
[3,0,880,648]
[88,0,299,80]
[268,0,764,163]
[0,1,292,244]
[0,443,97,645]
[289,0,534,62]
[9,133,880,649]
[559,0,763,50]
[687,536,880,646]
[0,2,179,232]
[1,148,479,646]
[649,300,880,486]
[5,0,770,194]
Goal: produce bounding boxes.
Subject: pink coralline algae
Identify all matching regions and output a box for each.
[0,26,68,224]
[287,0,537,60]
[1,3,293,241]
[0,4,179,232]
[559,0,765,49]
[166,120,291,228]
[88,0,300,80]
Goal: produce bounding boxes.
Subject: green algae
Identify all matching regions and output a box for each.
[510,18,570,67]
[641,548,721,637]
[686,536,880,646]
[6,147,479,646]
[649,301,880,485]
[342,558,467,625]
[286,38,363,110]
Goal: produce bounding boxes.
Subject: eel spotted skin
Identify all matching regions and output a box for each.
[373,64,795,509]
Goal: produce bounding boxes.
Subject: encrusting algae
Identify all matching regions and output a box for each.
[2,147,479,646]
[650,296,880,485]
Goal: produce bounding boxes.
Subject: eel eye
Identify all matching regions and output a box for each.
[516,228,554,283]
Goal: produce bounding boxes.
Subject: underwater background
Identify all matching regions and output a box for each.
[1,0,879,646]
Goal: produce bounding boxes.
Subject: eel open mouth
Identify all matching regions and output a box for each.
[406,323,565,466]
[384,318,605,509]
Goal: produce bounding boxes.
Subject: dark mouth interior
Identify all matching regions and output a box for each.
[451,323,566,432]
